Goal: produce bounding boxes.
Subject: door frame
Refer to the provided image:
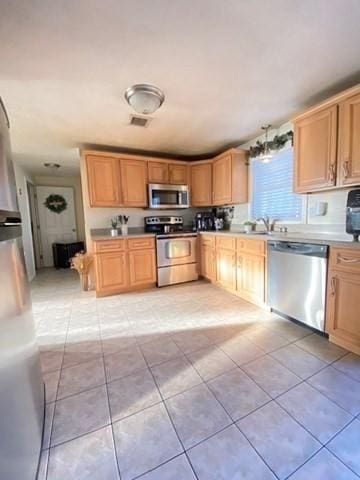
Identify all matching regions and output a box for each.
[26,181,43,269]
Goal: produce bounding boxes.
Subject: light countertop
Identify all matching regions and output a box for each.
[199,230,360,248]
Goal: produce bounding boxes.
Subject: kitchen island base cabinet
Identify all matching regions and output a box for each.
[93,238,156,297]
[326,247,360,355]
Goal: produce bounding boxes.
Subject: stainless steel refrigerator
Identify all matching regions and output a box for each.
[0,98,44,479]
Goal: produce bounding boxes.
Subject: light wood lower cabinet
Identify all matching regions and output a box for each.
[95,252,128,295]
[236,253,265,306]
[326,247,360,354]
[128,249,156,286]
[200,244,216,281]
[216,248,236,291]
[94,237,156,296]
[199,234,266,307]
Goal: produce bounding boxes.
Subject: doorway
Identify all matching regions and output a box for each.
[36,186,77,267]
[27,181,42,269]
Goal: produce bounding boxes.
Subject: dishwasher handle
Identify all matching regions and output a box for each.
[268,241,328,258]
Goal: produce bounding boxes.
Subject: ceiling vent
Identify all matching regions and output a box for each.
[129,115,152,128]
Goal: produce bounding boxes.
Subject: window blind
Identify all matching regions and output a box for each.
[250,148,303,221]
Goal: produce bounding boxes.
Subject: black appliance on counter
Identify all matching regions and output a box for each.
[194,211,216,231]
[346,189,360,241]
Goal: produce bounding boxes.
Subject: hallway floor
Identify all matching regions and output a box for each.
[34,269,360,480]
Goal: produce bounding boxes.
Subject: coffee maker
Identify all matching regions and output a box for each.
[194,212,215,231]
[346,189,360,241]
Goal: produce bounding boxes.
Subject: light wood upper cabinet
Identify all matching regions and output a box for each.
[213,153,232,205]
[212,150,248,205]
[128,249,156,287]
[86,155,121,207]
[169,163,188,185]
[338,92,360,186]
[326,247,360,355]
[294,105,338,193]
[191,162,212,206]
[148,161,169,184]
[120,158,148,207]
[293,84,360,193]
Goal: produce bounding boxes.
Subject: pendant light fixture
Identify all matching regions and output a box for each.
[124,84,165,115]
[260,124,273,163]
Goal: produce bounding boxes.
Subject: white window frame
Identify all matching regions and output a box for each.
[248,146,307,224]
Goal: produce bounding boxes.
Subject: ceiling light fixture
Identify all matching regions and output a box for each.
[124,84,165,115]
[260,124,273,163]
[44,162,61,174]
[44,162,61,169]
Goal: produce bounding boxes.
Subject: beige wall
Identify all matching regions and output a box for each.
[34,175,85,241]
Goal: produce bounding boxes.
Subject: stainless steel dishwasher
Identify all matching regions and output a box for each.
[267,241,328,331]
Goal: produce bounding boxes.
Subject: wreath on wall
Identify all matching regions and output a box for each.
[249,130,294,158]
[44,194,67,214]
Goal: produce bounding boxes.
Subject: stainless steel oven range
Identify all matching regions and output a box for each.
[145,216,199,287]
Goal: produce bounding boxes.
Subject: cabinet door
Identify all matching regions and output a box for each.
[120,159,148,207]
[326,271,360,352]
[86,155,121,207]
[294,105,338,192]
[95,252,128,294]
[338,93,360,186]
[169,164,188,185]
[128,249,156,286]
[216,248,236,290]
[200,245,215,281]
[236,253,265,305]
[213,154,232,205]
[191,163,212,206]
[148,162,169,184]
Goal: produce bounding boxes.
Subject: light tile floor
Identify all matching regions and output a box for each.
[33,269,360,480]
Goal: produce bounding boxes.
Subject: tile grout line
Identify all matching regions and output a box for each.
[35,274,360,479]
[98,301,123,480]
[135,332,201,480]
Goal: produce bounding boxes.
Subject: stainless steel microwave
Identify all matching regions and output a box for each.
[148,184,190,209]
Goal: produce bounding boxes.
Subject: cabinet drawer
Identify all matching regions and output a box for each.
[127,237,155,250]
[215,236,236,251]
[237,238,265,256]
[329,247,360,274]
[200,235,215,248]
[93,239,125,252]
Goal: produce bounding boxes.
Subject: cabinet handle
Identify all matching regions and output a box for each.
[329,163,336,182]
[342,160,350,179]
[330,277,336,297]
[338,255,360,264]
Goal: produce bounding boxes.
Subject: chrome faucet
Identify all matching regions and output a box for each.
[256,215,278,233]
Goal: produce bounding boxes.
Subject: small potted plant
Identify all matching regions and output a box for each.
[243,220,256,234]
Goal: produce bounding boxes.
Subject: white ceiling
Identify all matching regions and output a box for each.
[1,0,360,176]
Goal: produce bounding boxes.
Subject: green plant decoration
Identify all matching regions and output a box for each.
[44,194,67,214]
[249,130,294,158]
